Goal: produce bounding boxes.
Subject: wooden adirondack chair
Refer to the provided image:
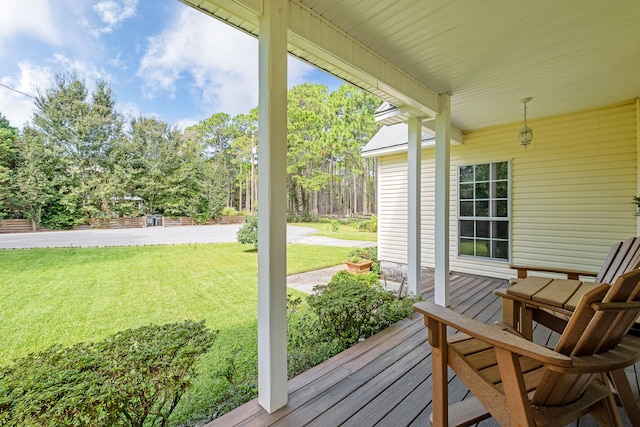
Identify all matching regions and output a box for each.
[511,236,640,283]
[413,269,640,427]
[507,235,640,338]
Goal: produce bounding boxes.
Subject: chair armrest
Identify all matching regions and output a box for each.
[413,301,572,367]
[548,335,640,374]
[509,264,598,280]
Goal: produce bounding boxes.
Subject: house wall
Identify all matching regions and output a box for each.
[377,100,639,280]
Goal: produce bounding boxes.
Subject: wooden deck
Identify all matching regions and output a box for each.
[208,273,640,426]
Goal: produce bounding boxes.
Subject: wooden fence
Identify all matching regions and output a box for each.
[1,216,234,233]
[0,219,43,233]
[86,217,147,229]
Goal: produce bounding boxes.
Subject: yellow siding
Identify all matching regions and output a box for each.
[377,100,639,280]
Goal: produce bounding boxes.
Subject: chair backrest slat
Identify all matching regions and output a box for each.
[597,237,640,284]
[553,284,609,355]
[532,269,640,407]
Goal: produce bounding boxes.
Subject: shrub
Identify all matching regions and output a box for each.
[353,215,377,233]
[299,211,313,223]
[287,312,345,376]
[236,214,258,249]
[286,211,313,223]
[194,212,212,224]
[288,271,419,377]
[40,201,83,230]
[308,271,393,345]
[0,320,217,427]
[328,220,340,232]
[208,349,258,418]
[366,215,378,232]
[287,294,345,377]
[221,207,238,217]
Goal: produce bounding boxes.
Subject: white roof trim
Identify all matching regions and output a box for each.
[362,123,436,158]
[375,104,464,145]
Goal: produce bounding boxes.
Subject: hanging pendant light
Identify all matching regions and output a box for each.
[519,97,533,149]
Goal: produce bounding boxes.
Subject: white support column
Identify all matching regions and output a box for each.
[407,117,422,295]
[434,94,451,307]
[257,0,288,413]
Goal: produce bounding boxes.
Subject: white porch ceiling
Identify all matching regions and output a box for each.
[181,0,640,131]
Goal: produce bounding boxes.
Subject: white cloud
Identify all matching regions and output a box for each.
[138,6,318,119]
[50,53,112,82]
[91,0,138,35]
[138,7,258,116]
[117,101,142,121]
[0,1,62,54]
[288,58,319,88]
[0,62,55,128]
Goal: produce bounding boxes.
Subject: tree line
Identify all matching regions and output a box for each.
[0,73,381,230]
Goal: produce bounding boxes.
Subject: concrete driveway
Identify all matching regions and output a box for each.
[0,224,374,249]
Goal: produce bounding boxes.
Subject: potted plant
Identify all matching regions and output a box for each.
[346,248,374,274]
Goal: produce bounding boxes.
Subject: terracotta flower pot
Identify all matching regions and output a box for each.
[346,259,372,274]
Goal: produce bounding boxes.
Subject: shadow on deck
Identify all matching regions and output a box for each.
[208,273,640,426]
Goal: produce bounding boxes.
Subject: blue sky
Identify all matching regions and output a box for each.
[0,0,344,129]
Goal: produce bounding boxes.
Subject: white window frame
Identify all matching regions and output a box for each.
[457,161,511,262]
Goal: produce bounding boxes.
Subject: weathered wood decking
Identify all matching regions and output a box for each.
[208,273,640,426]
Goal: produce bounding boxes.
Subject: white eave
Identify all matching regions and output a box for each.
[361,123,436,158]
[374,102,464,145]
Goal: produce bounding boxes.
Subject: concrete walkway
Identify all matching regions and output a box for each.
[287,264,402,294]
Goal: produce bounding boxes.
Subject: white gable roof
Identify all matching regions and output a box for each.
[361,123,435,158]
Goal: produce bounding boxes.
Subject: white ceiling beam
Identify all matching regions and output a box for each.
[423,121,464,146]
[287,1,439,117]
[375,105,464,145]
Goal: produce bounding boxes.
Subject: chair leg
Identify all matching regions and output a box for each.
[429,318,449,427]
[590,379,623,427]
[609,369,640,426]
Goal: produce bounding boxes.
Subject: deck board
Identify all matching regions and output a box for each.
[207,273,640,427]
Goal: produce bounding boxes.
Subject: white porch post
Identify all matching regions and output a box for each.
[434,94,451,307]
[407,117,422,295]
[257,0,288,413]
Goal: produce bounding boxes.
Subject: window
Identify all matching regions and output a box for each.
[458,161,509,260]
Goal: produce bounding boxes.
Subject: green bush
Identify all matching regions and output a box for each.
[221,207,238,217]
[287,312,345,376]
[299,211,313,223]
[0,320,217,427]
[286,210,315,223]
[236,214,258,249]
[308,271,396,345]
[287,294,345,377]
[40,201,83,230]
[208,349,258,418]
[353,215,377,233]
[366,215,378,232]
[194,212,212,224]
[288,271,418,377]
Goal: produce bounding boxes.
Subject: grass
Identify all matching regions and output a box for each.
[0,242,353,425]
[290,220,377,242]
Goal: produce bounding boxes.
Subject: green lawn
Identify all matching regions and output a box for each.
[0,242,353,425]
[290,220,377,242]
